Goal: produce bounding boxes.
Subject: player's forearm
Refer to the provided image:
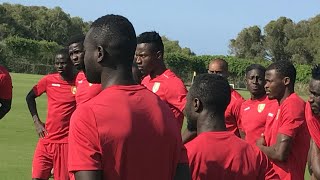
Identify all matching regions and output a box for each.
[26,91,40,120]
[311,141,320,179]
[258,145,284,162]
[0,99,11,119]
[74,170,103,180]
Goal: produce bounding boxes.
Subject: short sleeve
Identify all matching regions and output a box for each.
[68,105,102,172]
[165,80,187,112]
[33,76,48,96]
[237,103,246,130]
[232,98,245,128]
[278,102,305,138]
[0,73,12,99]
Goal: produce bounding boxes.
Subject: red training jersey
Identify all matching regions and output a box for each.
[68,85,186,180]
[239,95,278,145]
[141,69,187,130]
[185,131,279,180]
[32,73,76,143]
[0,65,12,99]
[305,102,320,148]
[225,88,244,137]
[75,71,101,105]
[263,93,310,180]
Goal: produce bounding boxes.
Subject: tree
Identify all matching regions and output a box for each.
[264,17,293,61]
[162,36,195,56]
[229,25,265,60]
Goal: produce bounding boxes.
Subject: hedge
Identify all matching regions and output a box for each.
[165,53,312,85]
[0,36,313,82]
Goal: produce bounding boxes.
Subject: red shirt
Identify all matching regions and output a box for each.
[263,93,310,180]
[239,95,278,145]
[32,73,76,143]
[141,69,187,129]
[305,102,320,148]
[225,89,244,137]
[185,131,279,180]
[68,85,186,180]
[75,71,101,105]
[0,65,12,99]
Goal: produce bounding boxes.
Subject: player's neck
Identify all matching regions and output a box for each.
[100,66,136,89]
[60,71,75,81]
[251,93,265,100]
[278,88,294,105]
[197,112,227,134]
[150,64,167,79]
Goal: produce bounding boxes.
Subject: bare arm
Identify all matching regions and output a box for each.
[257,133,292,162]
[74,170,103,180]
[174,163,191,180]
[309,139,320,180]
[239,129,246,139]
[26,89,47,137]
[0,98,11,119]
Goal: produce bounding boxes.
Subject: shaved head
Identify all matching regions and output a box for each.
[207,58,229,78]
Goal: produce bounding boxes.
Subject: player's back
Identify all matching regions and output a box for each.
[185,131,278,180]
[69,85,183,180]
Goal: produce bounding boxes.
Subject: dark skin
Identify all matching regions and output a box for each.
[69,42,85,71]
[182,59,229,144]
[240,68,266,139]
[184,91,227,134]
[309,139,320,180]
[26,54,74,139]
[0,99,11,119]
[307,78,320,179]
[246,69,266,100]
[135,43,167,79]
[256,69,293,162]
[75,29,190,180]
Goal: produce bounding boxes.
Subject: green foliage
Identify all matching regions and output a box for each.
[0,3,89,44]
[230,15,320,64]
[162,36,196,56]
[295,64,311,83]
[164,53,310,87]
[3,36,61,74]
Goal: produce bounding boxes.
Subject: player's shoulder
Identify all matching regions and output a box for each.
[75,71,85,80]
[231,88,244,100]
[282,93,305,108]
[0,65,9,74]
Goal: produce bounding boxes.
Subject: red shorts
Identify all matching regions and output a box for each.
[32,139,69,180]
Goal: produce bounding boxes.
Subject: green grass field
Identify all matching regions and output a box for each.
[0,73,311,179]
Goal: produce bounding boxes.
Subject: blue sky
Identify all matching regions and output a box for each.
[1,0,319,55]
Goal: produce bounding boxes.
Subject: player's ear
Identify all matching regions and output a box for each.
[283,77,290,86]
[97,46,105,63]
[156,51,163,60]
[193,98,202,112]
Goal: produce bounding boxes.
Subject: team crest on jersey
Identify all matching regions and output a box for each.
[152,82,161,93]
[71,86,77,95]
[257,104,266,113]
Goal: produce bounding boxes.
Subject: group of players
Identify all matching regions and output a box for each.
[1,14,320,180]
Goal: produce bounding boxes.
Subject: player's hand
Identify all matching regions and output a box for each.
[256,133,266,147]
[34,120,48,138]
